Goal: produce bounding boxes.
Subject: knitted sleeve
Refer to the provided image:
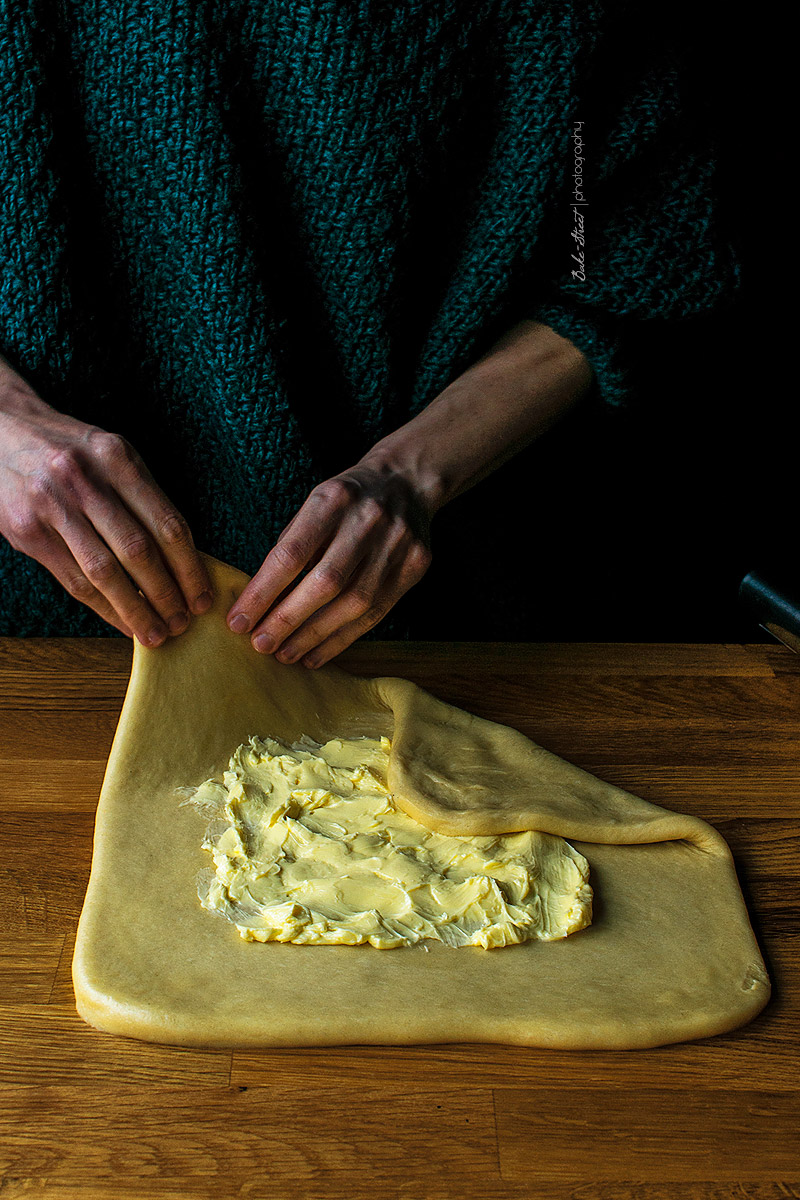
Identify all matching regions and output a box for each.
[0,3,77,394]
[526,16,739,407]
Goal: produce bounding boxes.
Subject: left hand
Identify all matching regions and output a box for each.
[227,318,592,667]
[226,460,433,668]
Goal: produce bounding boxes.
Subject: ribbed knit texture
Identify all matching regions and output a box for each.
[0,1,738,636]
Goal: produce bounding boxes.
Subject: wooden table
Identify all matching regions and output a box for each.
[1,638,798,1199]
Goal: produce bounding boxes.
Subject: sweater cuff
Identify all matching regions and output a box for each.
[529,297,631,409]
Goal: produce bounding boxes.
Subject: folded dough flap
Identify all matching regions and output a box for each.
[381,677,727,856]
[185,556,724,858]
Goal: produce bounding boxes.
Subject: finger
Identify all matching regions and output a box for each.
[296,608,387,669]
[227,486,349,634]
[296,540,432,668]
[80,480,191,635]
[53,513,170,647]
[269,527,408,663]
[86,431,213,615]
[247,504,396,654]
[28,527,134,637]
[70,584,134,637]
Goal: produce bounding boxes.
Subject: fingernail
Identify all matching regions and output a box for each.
[302,655,320,669]
[168,612,189,636]
[276,647,297,664]
[145,627,167,647]
[194,591,213,614]
[253,633,273,654]
[228,612,249,633]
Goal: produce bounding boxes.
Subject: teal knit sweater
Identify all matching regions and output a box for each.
[0,2,737,636]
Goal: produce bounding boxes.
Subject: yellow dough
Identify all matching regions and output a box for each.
[190,733,593,949]
[72,556,770,1048]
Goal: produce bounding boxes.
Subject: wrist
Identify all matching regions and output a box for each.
[358,431,450,516]
[0,358,47,420]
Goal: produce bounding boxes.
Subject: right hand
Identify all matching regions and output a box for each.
[0,356,213,644]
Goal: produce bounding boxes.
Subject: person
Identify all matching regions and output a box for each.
[0,3,737,665]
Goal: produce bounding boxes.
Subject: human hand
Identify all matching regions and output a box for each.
[0,361,213,644]
[225,318,590,667]
[226,461,433,667]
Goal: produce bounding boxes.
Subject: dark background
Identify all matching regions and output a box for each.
[394,12,784,645]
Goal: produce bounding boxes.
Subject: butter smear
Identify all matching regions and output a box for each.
[188,734,593,949]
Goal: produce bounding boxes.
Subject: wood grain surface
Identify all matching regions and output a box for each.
[0,637,798,1199]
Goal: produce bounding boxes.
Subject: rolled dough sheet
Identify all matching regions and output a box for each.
[72,557,770,1048]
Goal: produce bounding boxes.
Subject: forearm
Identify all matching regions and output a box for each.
[361,319,593,512]
[0,353,45,415]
